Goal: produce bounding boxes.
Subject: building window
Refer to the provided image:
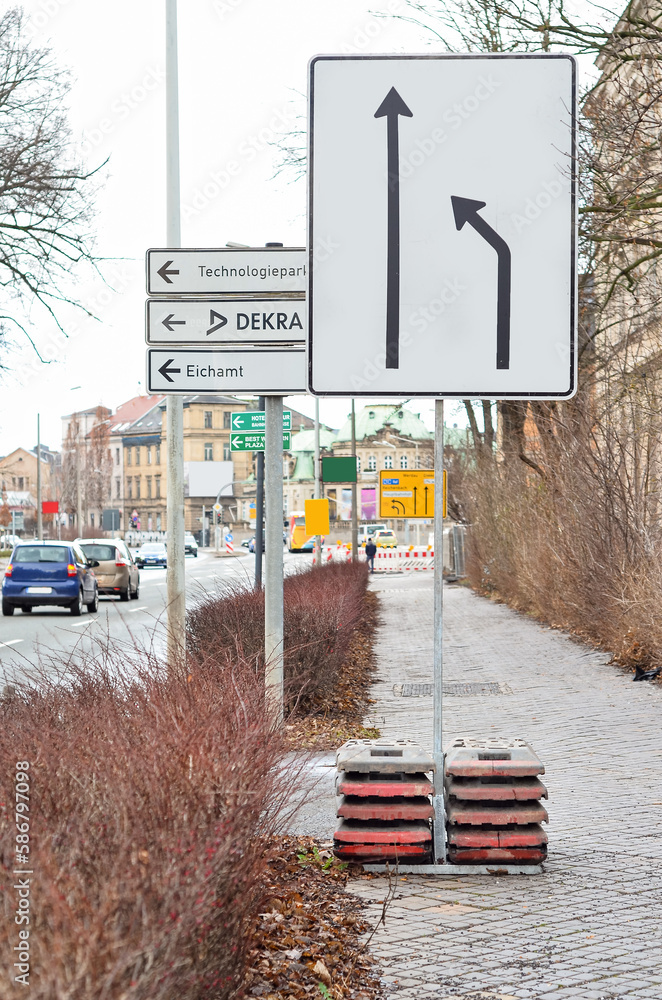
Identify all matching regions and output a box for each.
[147,477,152,499]
[204,442,213,461]
[156,514,162,530]
[115,478,121,499]
[135,478,141,499]
[384,454,393,470]
[223,411,231,429]
[135,447,140,466]
[115,447,120,464]
[367,455,376,471]
[400,454,408,469]
[18,477,23,490]
[223,444,231,461]
[204,410,213,429]
[126,448,132,466]
[155,476,161,498]
[90,513,94,528]
[156,444,161,464]
[147,447,152,465]
[127,477,133,499]
[356,456,361,473]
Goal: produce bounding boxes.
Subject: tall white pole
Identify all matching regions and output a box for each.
[432,398,446,863]
[264,396,284,726]
[165,0,186,667]
[36,415,43,539]
[314,396,321,564]
[350,399,358,561]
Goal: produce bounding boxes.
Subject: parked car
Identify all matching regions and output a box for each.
[2,540,99,616]
[374,529,398,549]
[77,538,140,601]
[184,533,198,557]
[248,535,265,553]
[135,542,167,568]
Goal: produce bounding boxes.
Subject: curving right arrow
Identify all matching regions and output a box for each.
[451,196,511,370]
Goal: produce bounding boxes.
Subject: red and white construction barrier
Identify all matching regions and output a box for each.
[309,546,435,571]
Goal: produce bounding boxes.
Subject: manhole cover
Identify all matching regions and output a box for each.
[393,682,510,697]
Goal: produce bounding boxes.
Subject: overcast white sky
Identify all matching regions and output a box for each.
[0,0,475,455]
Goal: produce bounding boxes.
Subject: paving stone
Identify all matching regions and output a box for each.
[348,575,662,998]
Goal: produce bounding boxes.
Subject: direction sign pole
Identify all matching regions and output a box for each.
[255,397,265,588]
[165,0,186,668]
[433,399,446,863]
[264,395,284,726]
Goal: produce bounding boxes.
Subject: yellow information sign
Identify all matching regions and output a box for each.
[379,469,446,519]
[305,497,330,536]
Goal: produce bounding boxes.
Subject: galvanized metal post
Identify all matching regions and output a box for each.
[36,415,43,540]
[350,399,358,561]
[314,396,321,564]
[433,398,446,863]
[165,0,185,667]
[264,395,284,726]
[254,395,265,587]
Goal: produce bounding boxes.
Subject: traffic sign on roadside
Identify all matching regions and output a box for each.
[146,247,306,296]
[308,55,577,399]
[145,299,306,345]
[230,431,292,452]
[230,410,292,432]
[379,469,446,519]
[146,348,306,394]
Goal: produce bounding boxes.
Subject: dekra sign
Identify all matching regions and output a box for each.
[236,311,303,331]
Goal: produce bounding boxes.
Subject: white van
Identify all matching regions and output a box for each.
[357,523,388,547]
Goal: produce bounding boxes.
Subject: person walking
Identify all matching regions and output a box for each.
[365,538,377,573]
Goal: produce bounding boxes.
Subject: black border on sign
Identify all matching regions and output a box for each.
[146,247,306,296]
[144,297,306,345]
[145,348,306,395]
[307,53,577,400]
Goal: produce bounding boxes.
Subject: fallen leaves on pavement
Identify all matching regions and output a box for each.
[243,837,383,1000]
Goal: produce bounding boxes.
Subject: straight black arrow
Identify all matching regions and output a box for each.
[451,196,512,370]
[412,486,418,515]
[162,313,186,332]
[158,358,181,383]
[424,486,429,515]
[375,87,413,370]
[157,260,179,284]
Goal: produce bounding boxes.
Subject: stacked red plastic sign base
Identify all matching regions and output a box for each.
[444,737,549,864]
[333,739,435,863]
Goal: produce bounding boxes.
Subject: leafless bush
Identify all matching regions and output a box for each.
[186,561,371,715]
[0,637,298,999]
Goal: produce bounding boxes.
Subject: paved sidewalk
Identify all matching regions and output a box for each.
[351,572,662,999]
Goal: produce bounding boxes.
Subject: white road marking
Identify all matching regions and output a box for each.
[128,606,149,613]
[0,639,23,648]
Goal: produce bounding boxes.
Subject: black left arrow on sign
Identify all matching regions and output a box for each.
[451,196,512,370]
[390,500,406,516]
[157,260,179,284]
[162,314,186,333]
[375,87,413,370]
[206,310,228,336]
[158,358,181,383]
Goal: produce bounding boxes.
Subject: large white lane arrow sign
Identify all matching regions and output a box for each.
[308,54,577,400]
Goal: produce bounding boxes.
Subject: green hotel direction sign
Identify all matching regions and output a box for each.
[230,431,292,452]
[230,410,292,432]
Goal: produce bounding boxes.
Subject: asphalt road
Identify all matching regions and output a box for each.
[0,547,309,687]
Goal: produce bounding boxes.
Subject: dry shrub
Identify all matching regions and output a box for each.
[0,640,296,1000]
[187,561,371,716]
[464,418,662,669]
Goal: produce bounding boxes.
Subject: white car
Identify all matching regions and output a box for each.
[0,534,21,550]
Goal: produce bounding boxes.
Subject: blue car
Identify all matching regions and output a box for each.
[135,542,167,568]
[2,540,99,616]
